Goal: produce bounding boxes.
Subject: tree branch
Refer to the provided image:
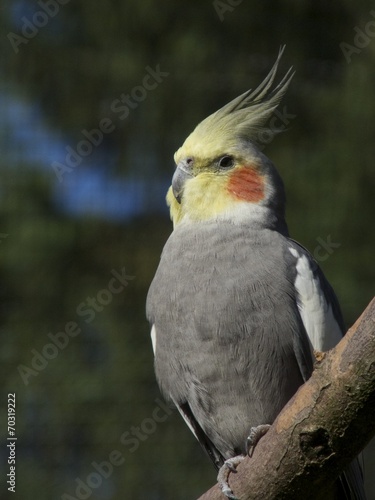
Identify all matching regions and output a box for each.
[198,297,375,500]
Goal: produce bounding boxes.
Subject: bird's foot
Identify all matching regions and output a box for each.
[216,425,271,499]
[246,424,271,457]
[217,455,245,500]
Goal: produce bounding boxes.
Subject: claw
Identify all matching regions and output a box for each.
[217,455,244,499]
[246,424,271,457]
[216,425,271,498]
[221,485,239,500]
[226,462,239,473]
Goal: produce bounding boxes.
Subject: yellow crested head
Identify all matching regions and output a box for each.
[168,47,293,227]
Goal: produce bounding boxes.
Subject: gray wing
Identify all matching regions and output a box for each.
[177,401,225,470]
[287,240,366,500]
[149,323,225,470]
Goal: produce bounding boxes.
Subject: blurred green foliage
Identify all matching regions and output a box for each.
[0,1,374,499]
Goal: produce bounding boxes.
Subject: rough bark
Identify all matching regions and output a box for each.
[198,297,375,500]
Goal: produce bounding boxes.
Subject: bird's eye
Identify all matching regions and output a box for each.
[218,155,234,169]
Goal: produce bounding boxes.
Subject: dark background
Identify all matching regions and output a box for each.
[0,1,374,499]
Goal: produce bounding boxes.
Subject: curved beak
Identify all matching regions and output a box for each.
[172,159,194,203]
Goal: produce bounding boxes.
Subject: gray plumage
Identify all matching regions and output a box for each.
[147,221,365,498]
[148,223,307,456]
[147,51,366,499]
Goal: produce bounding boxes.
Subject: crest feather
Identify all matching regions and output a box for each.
[175,46,294,162]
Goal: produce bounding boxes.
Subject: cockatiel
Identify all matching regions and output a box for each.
[146,48,366,499]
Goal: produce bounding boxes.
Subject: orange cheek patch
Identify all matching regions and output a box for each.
[226,166,265,202]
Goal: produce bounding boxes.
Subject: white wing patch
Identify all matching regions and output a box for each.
[150,326,197,437]
[174,402,199,441]
[150,324,157,354]
[289,247,342,351]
